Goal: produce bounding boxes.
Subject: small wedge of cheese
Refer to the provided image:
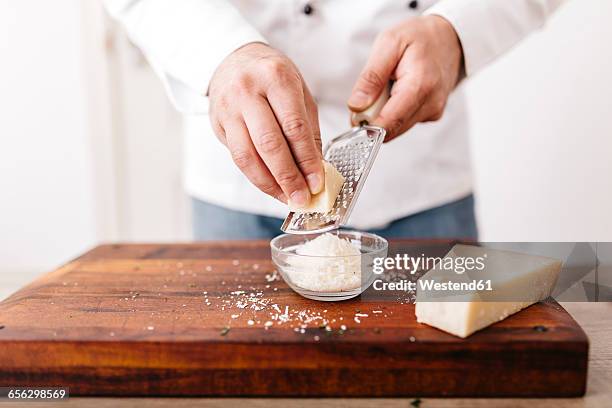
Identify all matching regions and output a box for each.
[289,160,345,213]
[415,244,562,338]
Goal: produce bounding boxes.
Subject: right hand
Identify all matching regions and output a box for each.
[208,42,324,207]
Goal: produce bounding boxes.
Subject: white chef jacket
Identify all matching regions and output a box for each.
[105,0,564,229]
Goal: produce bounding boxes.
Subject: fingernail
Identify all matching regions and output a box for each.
[348,90,371,111]
[306,173,323,195]
[289,190,309,207]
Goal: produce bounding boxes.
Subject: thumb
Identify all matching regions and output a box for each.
[348,34,402,112]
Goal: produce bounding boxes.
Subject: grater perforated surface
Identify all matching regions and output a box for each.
[281,125,386,234]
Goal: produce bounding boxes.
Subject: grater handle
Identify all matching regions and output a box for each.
[350,82,391,127]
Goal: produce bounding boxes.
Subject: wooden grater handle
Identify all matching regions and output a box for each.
[350,83,391,127]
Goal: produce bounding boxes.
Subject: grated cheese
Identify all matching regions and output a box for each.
[287,233,362,292]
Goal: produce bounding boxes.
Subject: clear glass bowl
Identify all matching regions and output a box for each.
[270,230,388,301]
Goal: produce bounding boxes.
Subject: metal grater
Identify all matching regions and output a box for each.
[280,85,390,234]
[280,124,386,234]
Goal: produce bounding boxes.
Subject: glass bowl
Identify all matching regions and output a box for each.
[270,230,388,301]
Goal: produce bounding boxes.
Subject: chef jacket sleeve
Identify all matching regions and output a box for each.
[104,0,266,114]
[424,0,566,77]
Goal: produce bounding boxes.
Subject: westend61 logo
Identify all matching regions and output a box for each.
[373,253,487,275]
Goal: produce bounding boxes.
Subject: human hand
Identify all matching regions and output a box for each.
[348,15,464,142]
[209,42,323,206]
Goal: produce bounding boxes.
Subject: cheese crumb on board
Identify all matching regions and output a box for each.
[286,233,362,292]
[288,160,345,213]
[415,244,562,338]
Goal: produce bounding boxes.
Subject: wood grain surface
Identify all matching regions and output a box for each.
[0,241,589,397]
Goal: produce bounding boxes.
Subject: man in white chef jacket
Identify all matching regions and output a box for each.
[105,0,564,239]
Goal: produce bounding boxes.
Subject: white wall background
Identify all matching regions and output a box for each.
[0,0,611,299]
[0,0,99,298]
[0,0,188,299]
[468,0,612,241]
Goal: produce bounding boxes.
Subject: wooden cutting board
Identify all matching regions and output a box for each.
[0,241,588,397]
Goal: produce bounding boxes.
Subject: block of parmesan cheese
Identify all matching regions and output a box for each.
[289,160,345,213]
[415,244,562,338]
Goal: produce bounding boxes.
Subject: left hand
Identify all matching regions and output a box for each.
[348,15,464,142]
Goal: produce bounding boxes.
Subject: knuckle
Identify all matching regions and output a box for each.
[379,29,401,47]
[211,120,225,139]
[312,130,322,149]
[230,73,255,95]
[308,102,319,118]
[430,111,443,121]
[412,83,430,105]
[212,94,230,113]
[426,76,439,94]
[262,57,288,77]
[276,170,301,187]
[264,60,301,87]
[219,95,231,111]
[230,149,252,169]
[391,118,404,134]
[296,155,320,171]
[430,99,446,120]
[411,44,427,60]
[257,130,283,154]
[435,98,446,114]
[418,76,435,96]
[258,182,280,197]
[359,69,385,92]
[281,116,308,141]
